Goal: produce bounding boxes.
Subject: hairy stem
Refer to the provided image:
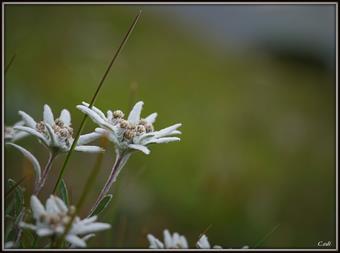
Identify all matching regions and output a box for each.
[34,152,57,196]
[89,150,128,215]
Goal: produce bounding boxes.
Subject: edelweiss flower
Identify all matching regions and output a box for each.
[196,234,222,249]
[20,195,111,248]
[147,229,189,249]
[15,104,104,154]
[5,121,29,143]
[76,101,181,155]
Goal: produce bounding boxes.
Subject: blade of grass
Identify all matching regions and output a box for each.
[5,53,16,74]
[5,176,28,198]
[54,10,142,247]
[253,223,280,248]
[52,9,142,194]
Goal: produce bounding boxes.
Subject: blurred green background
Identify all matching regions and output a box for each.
[4,4,336,249]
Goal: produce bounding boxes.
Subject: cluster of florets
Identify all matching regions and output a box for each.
[39,206,75,231]
[36,118,74,147]
[108,110,154,142]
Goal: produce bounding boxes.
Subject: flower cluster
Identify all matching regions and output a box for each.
[77,101,181,155]
[20,195,110,248]
[147,229,222,249]
[15,104,103,154]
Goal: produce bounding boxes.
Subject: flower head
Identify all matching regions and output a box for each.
[5,121,29,143]
[77,101,181,155]
[147,229,188,249]
[15,104,104,154]
[20,195,111,248]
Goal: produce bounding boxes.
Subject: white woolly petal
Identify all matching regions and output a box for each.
[36,228,54,237]
[82,102,107,120]
[43,104,55,126]
[78,132,102,145]
[213,245,223,249]
[179,236,189,248]
[128,144,150,155]
[74,222,111,235]
[52,195,68,213]
[46,196,60,214]
[145,112,158,124]
[155,123,182,138]
[19,222,37,231]
[197,235,211,249]
[95,128,118,144]
[144,137,180,145]
[163,229,172,248]
[13,120,26,127]
[18,111,36,128]
[147,234,164,249]
[78,216,98,226]
[12,131,30,142]
[107,110,113,122]
[66,234,86,248]
[7,143,41,181]
[30,196,46,220]
[45,123,58,147]
[170,130,182,135]
[77,105,113,130]
[75,145,105,153]
[127,101,144,125]
[13,126,48,146]
[59,109,71,126]
[82,233,96,241]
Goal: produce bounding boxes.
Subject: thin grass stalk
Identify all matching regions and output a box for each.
[52,10,142,194]
[54,11,142,247]
[34,152,57,196]
[5,53,16,74]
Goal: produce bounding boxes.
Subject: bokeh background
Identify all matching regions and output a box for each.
[4,4,336,249]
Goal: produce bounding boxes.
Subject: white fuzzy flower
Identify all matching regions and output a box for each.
[77,101,181,155]
[15,104,104,154]
[20,195,111,248]
[5,121,29,142]
[147,229,188,249]
[196,234,222,249]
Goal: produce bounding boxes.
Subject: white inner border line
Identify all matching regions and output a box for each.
[1,2,338,251]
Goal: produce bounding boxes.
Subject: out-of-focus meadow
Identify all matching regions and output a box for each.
[4,4,336,248]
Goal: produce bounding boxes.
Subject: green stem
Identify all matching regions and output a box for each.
[52,9,142,195]
[54,11,142,248]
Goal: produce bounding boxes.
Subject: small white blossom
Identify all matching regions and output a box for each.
[77,101,181,155]
[15,104,104,154]
[5,121,29,142]
[196,234,222,249]
[147,229,188,249]
[20,195,111,248]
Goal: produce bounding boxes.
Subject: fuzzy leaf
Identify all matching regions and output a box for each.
[57,179,69,206]
[90,194,112,217]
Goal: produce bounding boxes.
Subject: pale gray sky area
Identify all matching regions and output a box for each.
[149,4,335,68]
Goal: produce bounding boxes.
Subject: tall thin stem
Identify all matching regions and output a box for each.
[52,9,142,194]
[34,152,57,196]
[89,151,127,215]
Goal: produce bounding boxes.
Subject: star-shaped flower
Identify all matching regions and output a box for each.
[20,195,111,248]
[15,104,104,154]
[76,101,181,155]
